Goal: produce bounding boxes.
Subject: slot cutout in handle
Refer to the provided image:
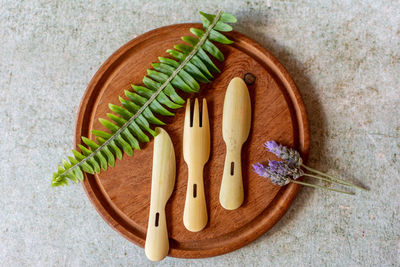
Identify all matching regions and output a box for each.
[155,212,159,227]
[193,184,197,198]
[230,162,235,176]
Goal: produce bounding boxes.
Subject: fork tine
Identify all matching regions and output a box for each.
[184,98,191,128]
[193,98,200,127]
[202,98,209,129]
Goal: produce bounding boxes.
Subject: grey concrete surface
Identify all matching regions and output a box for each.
[1,0,399,266]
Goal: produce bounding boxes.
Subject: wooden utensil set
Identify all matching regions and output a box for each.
[145,77,252,261]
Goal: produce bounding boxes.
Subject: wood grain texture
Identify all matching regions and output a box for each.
[75,23,310,258]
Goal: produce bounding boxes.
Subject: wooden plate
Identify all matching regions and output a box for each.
[76,23,309,258]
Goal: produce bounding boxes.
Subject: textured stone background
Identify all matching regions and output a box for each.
[1,0,399,266]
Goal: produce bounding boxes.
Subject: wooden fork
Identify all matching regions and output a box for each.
[183,98,210,232]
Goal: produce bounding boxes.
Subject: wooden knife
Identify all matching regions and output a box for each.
[145,127,176,261]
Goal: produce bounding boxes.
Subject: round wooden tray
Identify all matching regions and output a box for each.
[76,23,309,258]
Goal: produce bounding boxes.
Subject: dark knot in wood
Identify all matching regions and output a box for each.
[244,73,256,85]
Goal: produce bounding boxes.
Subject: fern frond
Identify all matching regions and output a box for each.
[51,10,236,187]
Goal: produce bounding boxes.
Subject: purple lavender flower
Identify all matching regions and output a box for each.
[253,160,304,186]
[268,161,289,176]
[252,163,268,177]
[264,140,280,153]
[264,141,302,167]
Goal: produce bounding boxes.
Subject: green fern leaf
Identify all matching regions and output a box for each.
[51,10,236,187]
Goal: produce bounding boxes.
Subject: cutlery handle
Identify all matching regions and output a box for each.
[145,206,168,261]
[183,167,208,232]
[219,146,244,210]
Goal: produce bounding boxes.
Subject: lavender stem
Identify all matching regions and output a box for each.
[301,164,367,191]
[289,179,354,195]
[303,173,365,190]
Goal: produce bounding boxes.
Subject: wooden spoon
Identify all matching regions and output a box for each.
[219,77,251,210]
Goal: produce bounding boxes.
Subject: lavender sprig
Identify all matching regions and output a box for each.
[253,161,354,195]
[253,140,368,194]
[265,140,367,191]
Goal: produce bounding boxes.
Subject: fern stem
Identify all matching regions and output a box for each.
[59,10,223,178]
